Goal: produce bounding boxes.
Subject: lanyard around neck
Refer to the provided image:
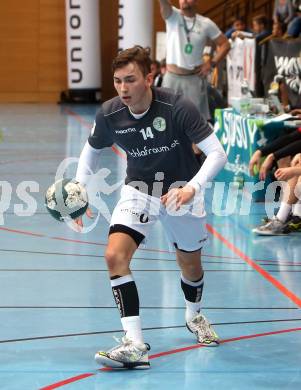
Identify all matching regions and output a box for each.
[182,14,196,43]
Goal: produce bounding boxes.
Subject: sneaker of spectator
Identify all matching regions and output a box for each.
[253,153,301,236]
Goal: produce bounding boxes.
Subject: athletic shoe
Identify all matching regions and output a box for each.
[261,211,295,225]
[261,216,271,224]
[95,336,151,369]
[252,217,290,236]
[288,216,301,232]
[186,313,220,346]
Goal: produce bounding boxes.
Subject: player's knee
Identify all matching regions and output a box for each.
[105,248,130,273]
[183,262,203,276]
[178,256,203,277]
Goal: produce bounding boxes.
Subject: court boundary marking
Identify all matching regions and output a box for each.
[206,224,301,308]
[39,326,301,390]
[1,318,301,344]
[2,226,301,265]
[1,246,301,266]
[6,108,301,388]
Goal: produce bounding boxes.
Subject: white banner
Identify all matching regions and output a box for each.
[118,0,153,52]
[65,0,101,90]
[156,32,166,61]
[227,38,256,100]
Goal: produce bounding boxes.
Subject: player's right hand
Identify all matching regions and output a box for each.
[73,207,93,231]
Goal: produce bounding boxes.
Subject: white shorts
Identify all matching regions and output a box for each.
[110,185,208,252]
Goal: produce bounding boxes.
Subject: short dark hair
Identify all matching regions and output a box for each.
[151,60,160,68]
[233,17,245,24]
[112,46,152,77]
[252,14,268,27]
[160,58,166,68]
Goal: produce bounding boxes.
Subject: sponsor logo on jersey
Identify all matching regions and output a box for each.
[115,127,137,135]
[120,208,149,223]
[139,213,149,223]
[153,117,166,132]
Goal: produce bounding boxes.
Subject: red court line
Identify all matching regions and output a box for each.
[63,108,93,128]
[3,225,300,264]
[0,226,44,238]
[51,236,172,254]
[0,226,172,254]
[206,224,301,308]
[40,326,301,390]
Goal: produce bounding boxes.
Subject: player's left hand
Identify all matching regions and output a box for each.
[161,185,196,211]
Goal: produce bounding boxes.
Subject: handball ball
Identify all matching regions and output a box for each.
[45,178,88,221]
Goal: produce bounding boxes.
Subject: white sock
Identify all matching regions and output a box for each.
[185,299,201,323]
[292,202,301,217]
[121,316,144,344]
[276,203,292,222]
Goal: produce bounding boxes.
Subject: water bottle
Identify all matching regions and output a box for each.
[240,79,251,116]
[233,154,244,189]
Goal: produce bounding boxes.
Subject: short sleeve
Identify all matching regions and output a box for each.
[205,18,222,41]
[165,6,180,25]
[88,107,114,149]
[173,95,213,143]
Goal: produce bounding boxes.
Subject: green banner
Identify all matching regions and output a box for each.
[214,109,283,198]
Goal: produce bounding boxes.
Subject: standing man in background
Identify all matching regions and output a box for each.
[158,0,230,121]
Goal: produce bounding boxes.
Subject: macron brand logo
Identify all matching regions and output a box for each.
[115,127,137,134]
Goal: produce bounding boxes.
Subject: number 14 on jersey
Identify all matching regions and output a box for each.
[140,127,154,140]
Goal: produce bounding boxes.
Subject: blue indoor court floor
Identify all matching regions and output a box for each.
[0,104,301,390]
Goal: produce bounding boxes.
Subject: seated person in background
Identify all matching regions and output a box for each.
[259,19,287,43]
[153,58,166,87]
[276,153,301,179]
[273,0,295,26]
[225,17,250,39]
[249,130,301,181]
[286,1,301,37]
[291,108,301,116]
[252,15,272,97]
[252,15,271,41]
[253,152,301,235]
[150,60,161,86]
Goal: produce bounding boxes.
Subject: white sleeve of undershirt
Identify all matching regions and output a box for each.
[188,133,227,192]
[75,141,102,186]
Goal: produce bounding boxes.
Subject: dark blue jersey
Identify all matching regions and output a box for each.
[88,87,212,195]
